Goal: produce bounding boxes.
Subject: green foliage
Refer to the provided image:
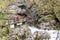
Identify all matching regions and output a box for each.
[0,26,9,40]
[2,27,8,36]
[0,25,9,37]
[34,0,53,14]
[54,0,60,21]
[0,20,6,26]
[0,0,9,13]
[38,15,54,22]
[0,15,4,20]
[1,36,7,40]
[34,0,60,22]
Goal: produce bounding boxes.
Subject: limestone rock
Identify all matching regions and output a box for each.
[9,25,32,40]
[33,31,50,40]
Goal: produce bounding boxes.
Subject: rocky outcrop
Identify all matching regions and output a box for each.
[8,24,50,40]
[1,0,60,22]
[33,31,50,40]
[8,25,31,40]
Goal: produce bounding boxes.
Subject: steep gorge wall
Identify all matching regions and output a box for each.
[0,0,60,21]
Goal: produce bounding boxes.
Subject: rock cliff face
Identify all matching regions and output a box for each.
[0,0,59,21]
[4,0,60,22]
[0,0,60,40]
[0,0,60,29]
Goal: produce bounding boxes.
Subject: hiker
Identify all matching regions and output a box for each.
[33,13,38,20]
[13,15,19,27]
[31,12,42,27]
[32,13,38,22]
